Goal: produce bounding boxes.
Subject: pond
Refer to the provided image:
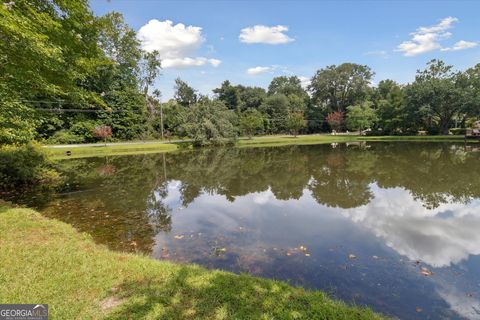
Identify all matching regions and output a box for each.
[10,142,480,319]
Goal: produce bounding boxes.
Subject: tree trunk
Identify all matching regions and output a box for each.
[440,118,450,135]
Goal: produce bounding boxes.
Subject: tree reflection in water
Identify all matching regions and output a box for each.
[10,142,480,319]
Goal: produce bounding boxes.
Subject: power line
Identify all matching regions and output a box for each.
[34,108,117,113]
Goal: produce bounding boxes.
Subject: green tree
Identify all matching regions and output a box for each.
[139,51,162,116]
[99,88,148,140]
[0,0,108,143]
[213,80,240,111]
[237,86,266,111]
[374,80,406,134]
[346,101,378,133]
[287,112,306,137]
[309,63,374,112]
[0,0,102,99]
[96,12,142,89]
[240,109,264,138]
[268,76,308,99]
[174,78,197,107]
[461,64,480,119]
[178,100,237,146]
[405,59,467,134]
[0,97,38,144]
[260,94,290,133]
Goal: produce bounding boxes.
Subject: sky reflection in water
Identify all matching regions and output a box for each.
[15,142,480,319]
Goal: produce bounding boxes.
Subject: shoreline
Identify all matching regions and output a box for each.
[0,205,386,319]
[44,134,474,159]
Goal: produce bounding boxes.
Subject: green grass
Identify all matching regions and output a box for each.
[45,142,179,159]
[44,134,474,159]
[0,206,386,319]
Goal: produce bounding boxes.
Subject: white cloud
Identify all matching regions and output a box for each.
[364,50,389,58]
[137,19,221,69]
[417,16,458,33]
[239,25,294,44]
[209,58,222,67]
[341,184,480,268]
[138,19,204,58]
[246,66,273,75]
[298,76,311,89]
[441,40,478,51]
[396,17,457,56]
[162,57,221,69]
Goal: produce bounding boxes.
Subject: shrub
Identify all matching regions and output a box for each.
[69,121,98,142]
[450,128,466,135]
[178,100,237,147]
[426,126,440,135]
[47,130,85,145]
[93,125,112,145]
[0,143,60,190]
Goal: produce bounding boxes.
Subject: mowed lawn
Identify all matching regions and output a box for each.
[44,134,471,159]
[0,206,387,319]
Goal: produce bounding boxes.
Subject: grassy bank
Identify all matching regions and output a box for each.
[0,206,385,319]
[45,134,473,159]
[45,142,178,159]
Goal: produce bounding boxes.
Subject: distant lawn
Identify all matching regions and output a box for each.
[44,134,472,159]
[0,206,386,319]
[45,142,179,159]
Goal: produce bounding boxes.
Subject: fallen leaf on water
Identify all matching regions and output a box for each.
[416,307,423,313]
[305,253,311,257]
[299,246,307,252]
[420,267,433,276]
[348,254,357,260]
[372,255,379,260]
[174,235,184,240]
[213,247,227,255]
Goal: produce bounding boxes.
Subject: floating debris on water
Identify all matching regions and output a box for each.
[348,254,357,260]
[420,267,433,276]
[174,235,184,240]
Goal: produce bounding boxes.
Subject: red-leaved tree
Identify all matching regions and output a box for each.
[326,111,345,132]
[93,125,112,146]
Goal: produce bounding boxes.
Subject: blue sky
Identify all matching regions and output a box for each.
[90,0,480,99]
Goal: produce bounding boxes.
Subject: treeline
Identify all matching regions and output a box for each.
[1,1,480,147]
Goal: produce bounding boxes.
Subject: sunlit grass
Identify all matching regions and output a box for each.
[45,142,178,159]
[0,206,387,319]
[44,134,473,159]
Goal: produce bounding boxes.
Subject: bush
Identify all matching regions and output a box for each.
[69,121,98,142]
[365,129,385,136]
[0,143,61,190]
[47,130,85,145]
[450,128,466,135]
[426,126,441,135]
[178,100,238,147]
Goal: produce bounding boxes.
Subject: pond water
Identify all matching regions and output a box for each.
[10,142,480,319]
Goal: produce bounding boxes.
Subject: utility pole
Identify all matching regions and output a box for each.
[160,100,164,140]
[153,89,164,140]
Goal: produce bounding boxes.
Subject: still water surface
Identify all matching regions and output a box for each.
[12,142,480,319]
